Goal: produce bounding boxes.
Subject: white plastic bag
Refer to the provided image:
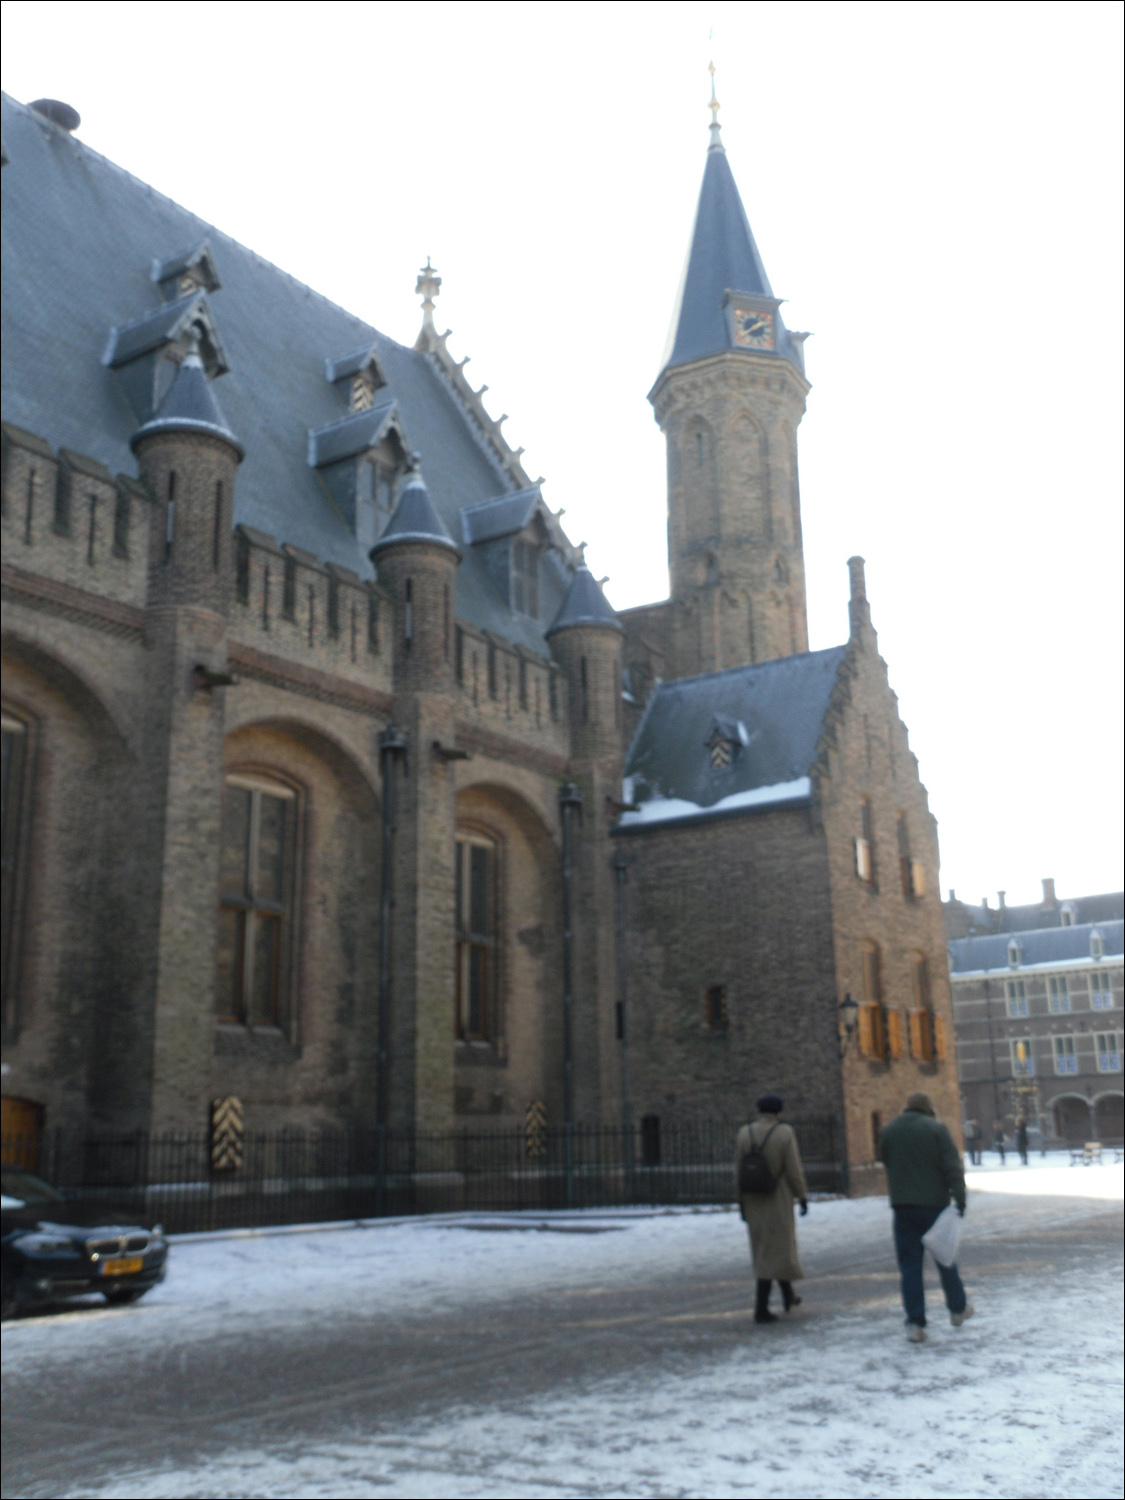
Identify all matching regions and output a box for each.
[921,1204,963,1267]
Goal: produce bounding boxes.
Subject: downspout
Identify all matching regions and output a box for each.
[376,724,408,1213]
[559,780,583,1207]
[613,846,634,1199]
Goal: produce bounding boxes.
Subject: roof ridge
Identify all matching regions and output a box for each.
[657,643,847,691]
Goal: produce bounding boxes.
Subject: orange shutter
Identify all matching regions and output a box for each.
[858,1003,875,1057]
[934,1013,948,1062]
[886,1008,904,1059]
[911,860,926,898]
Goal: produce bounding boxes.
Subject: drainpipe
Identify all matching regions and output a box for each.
[613,847,634,1197]
[376,724,408,1212]
[559,780,583,1207]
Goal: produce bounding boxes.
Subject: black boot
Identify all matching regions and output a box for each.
[780,1280,802,1312]
[755,1279,778,1323]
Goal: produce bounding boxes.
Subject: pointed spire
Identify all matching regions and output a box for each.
[369,456,460,560]
[707,61,724,153]
[546,565,622,637]
[130,340,243,457]
[414,258,442,352]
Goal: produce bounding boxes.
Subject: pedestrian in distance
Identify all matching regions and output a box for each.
[965,1118,983,1166]
[879,1092,973,1344]
[1015,1117,1029,1166]
[992,1120,1006,1164]
[735,1094,808,1324]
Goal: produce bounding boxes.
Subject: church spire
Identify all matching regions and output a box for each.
[658,81,804,377]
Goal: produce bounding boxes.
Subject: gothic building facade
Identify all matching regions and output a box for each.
[1,90,960,1186]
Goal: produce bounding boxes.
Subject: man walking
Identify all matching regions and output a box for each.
[879,1092,973,1344]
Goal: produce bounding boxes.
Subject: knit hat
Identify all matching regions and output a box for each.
[905,1092,935,1116]
[756,1094,784,1115]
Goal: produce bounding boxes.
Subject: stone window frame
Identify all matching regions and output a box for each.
[1094,1033,1121,1073]
[1009,1037,1035,1077]
[1090,971,1115,1010]
[454,823,505,1053]
[1051,1033,1078,1076]
[1047,975,1071,1014]
[1,704,37,1044]
[216,769,302,1038]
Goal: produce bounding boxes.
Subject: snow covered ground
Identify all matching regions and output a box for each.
[3,1160,1121,1500]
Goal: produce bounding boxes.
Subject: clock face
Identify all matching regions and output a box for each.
[733,307,774,350]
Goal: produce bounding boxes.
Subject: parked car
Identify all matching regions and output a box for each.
[1,1168,168,1319]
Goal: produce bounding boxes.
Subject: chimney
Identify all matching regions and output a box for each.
[948,888,956,902]
[29,99,81,132]
[846,556,870,635]
[1041,877,1057,905]
[998,891,1006,910]
[981,896,989,911]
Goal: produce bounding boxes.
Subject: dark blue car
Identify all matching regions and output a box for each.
[1,1169,168,1319]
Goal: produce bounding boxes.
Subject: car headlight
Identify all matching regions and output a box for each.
[18,1232,80,1256]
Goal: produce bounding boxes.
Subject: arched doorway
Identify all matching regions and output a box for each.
[1093,1093,1123,1144]
[1052,1095,1091,1144]
[1,1096,44,1168]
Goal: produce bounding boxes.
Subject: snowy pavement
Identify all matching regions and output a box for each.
[2,1160,1121,1499]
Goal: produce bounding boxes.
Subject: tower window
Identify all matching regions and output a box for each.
[282,555,297,620]
[216,776,296,1030]
[705,985,728,1031]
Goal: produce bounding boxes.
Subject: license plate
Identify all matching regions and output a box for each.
[100,1256,144,1276]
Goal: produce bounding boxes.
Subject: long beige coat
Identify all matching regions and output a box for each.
[735,1116,808,1281]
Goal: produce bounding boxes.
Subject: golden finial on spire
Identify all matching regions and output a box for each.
[707,60,724,151]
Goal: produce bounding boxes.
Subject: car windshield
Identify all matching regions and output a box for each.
[0,1169,64,1205]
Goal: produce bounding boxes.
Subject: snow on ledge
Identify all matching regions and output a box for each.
[618,776,812,829]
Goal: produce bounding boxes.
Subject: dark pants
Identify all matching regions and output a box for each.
[756,1278,797,1317]
[892,1204,966,1327]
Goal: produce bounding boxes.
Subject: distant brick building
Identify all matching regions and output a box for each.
[946,883,1124,1144]
[1,90,959,1187]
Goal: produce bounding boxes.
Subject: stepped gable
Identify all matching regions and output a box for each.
[0,92,568,658]
[621,646,848,827]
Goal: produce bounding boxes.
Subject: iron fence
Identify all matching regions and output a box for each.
[1,1115,846,1235]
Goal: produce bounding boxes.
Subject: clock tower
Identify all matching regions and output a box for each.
[649,75,811,678]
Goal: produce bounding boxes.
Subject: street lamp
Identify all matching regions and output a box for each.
[838,993,859,1058]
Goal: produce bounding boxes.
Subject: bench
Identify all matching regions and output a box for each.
[1070,1141,1103,1165]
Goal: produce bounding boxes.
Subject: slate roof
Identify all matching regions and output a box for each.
[949,921,1125,975]
[370,473,460,558]
[661,132,802,375]
[0,93,571,658]
[947,892,1125,937]
[623,646,847,819]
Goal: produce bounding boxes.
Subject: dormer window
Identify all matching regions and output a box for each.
[512,539,539,617]
[326,345,387,408]
[1008,940,1022,968]
[705,715,749,770]
[152,241,222,303]
[350,369,378,413]
[1060,903,1076,927]
[1091,930,1105,960]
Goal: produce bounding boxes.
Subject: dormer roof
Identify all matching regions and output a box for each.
[104,289,229,378]
[307,393,401,468]
[151,240,222,300]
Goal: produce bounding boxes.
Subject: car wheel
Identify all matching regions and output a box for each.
[103,1287,148,1307]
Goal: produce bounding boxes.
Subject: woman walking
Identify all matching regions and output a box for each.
[735,1094,809,1324]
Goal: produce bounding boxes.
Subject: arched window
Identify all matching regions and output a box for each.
[857,942,885,1059]
[216,774,297,1029]
[455,832,498,1042]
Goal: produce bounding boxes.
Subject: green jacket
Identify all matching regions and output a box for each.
[878,1109,966,1211]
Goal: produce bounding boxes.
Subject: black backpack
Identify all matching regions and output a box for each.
[738,1123,779,1195]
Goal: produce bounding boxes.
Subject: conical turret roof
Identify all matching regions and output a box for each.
[660,131,800,376]
[546,565,622,637]
[131,350,243,456]
[369,469,461,559]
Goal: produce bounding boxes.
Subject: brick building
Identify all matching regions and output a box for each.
[1,90,959,1186]
[945,883,1124,1143]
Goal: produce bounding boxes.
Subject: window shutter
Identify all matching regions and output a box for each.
[934,1013,948,1062]
[911,860,926,897]
[908,1008,927,1060]
[855,837,871,882]
[886,1008,904,1059]
[858,1003,876,1057]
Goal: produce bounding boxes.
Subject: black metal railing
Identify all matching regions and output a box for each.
[1,1115,846,1235]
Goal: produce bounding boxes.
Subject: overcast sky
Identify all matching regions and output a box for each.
[2,0,1122,908]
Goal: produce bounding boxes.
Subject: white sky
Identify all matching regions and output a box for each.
[2,0,1122,909]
